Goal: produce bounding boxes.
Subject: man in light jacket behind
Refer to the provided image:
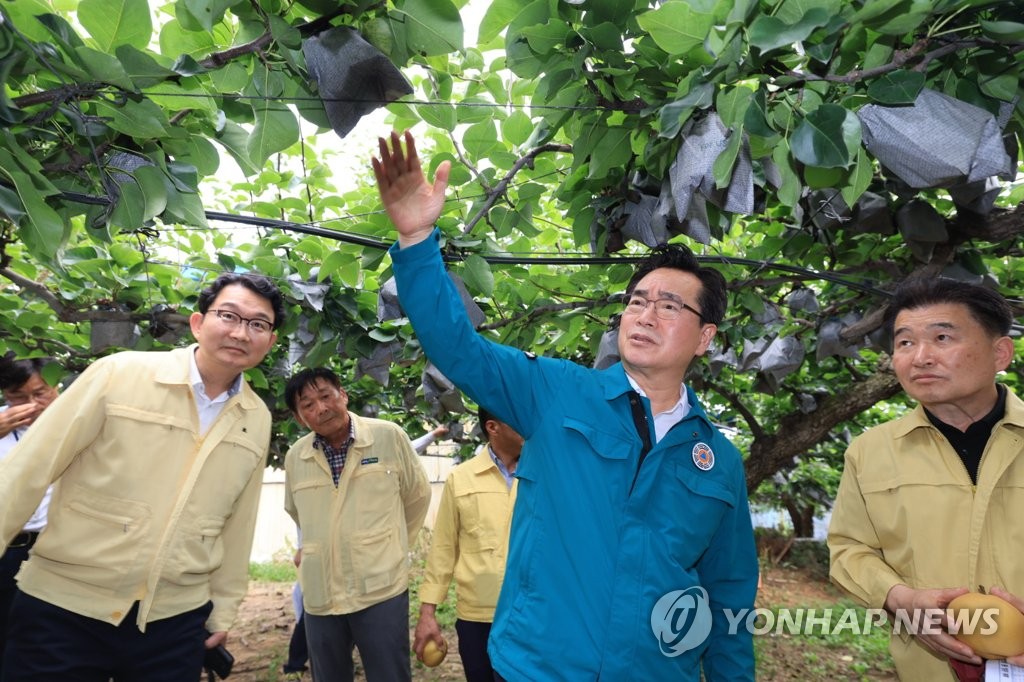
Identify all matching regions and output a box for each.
[283,367,430,682]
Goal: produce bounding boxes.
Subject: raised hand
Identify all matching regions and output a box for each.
[372,130,451,247]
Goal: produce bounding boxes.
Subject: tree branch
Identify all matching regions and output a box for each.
[476,295,615,331]
[0,267,70,318]
[462,143,572,235]
[744,365,902,491]
[199,31,274,69]
[0,267,189,329]
[782,38,1020,84]
[703,378,767,440]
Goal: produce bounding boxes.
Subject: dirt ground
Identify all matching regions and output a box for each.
[226,564,895,681]
[225,582,465,681]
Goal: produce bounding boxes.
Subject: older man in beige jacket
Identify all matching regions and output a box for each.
[284,366,430,682]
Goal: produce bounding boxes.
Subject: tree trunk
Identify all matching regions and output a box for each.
[745,368,902,491]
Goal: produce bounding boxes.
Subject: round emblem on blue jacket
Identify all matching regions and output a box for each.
[692,442,715,471]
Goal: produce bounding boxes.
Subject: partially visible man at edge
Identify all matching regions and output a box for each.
[0,355,60,670]
[829,277,1024,681]
[0,272,283,681]
[373,130,758,681]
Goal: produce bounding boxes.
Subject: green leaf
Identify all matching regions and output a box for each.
[109,181,145,232]
[463,120,500,158]
[840,147,872,208]
[318,250,351,283]
[132,165,169,221]
[581,22,623,51]
[744,89,774,137]
[637,2,714,55]
[115,45,177,89]
[461,254,494,296]
[394,0,464,57]
[716,85,754,130]
[109,243,144,267]
[162,182,209,229]
[166,136,220,176]
[93,98,170,139]
[247,104,299,168]
[210,62,251,93]
[336,259,361,288]
[980,18,1024,42]
[417,102,457,131]
[748,7,831,53]
[211,120,258,176]
[658,83,714,138]
[0,158,65,259]
[866,69,924,104]
[501,111,534,147]
[520,20,570,54]
[588,126,631,180]
[478,0,524,44]
[771,140,801,208]
[183,0,243,31]
[980,72,1019,102]
[790,104,861,169]
[804,165,844,189]
[713,127,743,189]
[159,19,216,58]
[2,0,58,42]
[78,0,152,50]
[146,81,218,115]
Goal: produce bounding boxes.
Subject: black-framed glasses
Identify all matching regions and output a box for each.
[623,295,704,322]
[207,309,274,334]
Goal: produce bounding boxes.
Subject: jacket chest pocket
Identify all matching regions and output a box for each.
[653,462,736,565]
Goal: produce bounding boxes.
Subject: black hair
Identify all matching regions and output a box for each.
[883,278,1013,344]
[0,354,51,392]
[625,243,727,325]
[198,272,286,330]
[284,367,342,413]
[477,405,495,441]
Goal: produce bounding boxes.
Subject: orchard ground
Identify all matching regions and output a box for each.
[227,534,896,681]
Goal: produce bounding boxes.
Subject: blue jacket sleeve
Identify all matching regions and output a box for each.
[391,231,551,439]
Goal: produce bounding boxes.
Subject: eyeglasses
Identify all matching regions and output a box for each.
[5,388,57,406]
[623,295,704,322]
[207,309,274,334]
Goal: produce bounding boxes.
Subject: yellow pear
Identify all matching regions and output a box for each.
[421,637,447,667]
[948,593,1024,659]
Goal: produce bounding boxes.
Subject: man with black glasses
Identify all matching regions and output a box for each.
[0,272,283,682]
[373,131,757,682]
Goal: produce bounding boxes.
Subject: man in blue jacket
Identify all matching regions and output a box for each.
[373,131,758,681]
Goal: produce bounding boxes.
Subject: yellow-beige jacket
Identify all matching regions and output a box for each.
[284,413,430,615]
[419,445,517,622]
[0,346,271,632]
[829,386,1024,681]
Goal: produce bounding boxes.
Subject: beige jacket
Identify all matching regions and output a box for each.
[0,346,270,632]
[829,387,1024,681]
[419,446,516,622]
[284,413,430,615]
